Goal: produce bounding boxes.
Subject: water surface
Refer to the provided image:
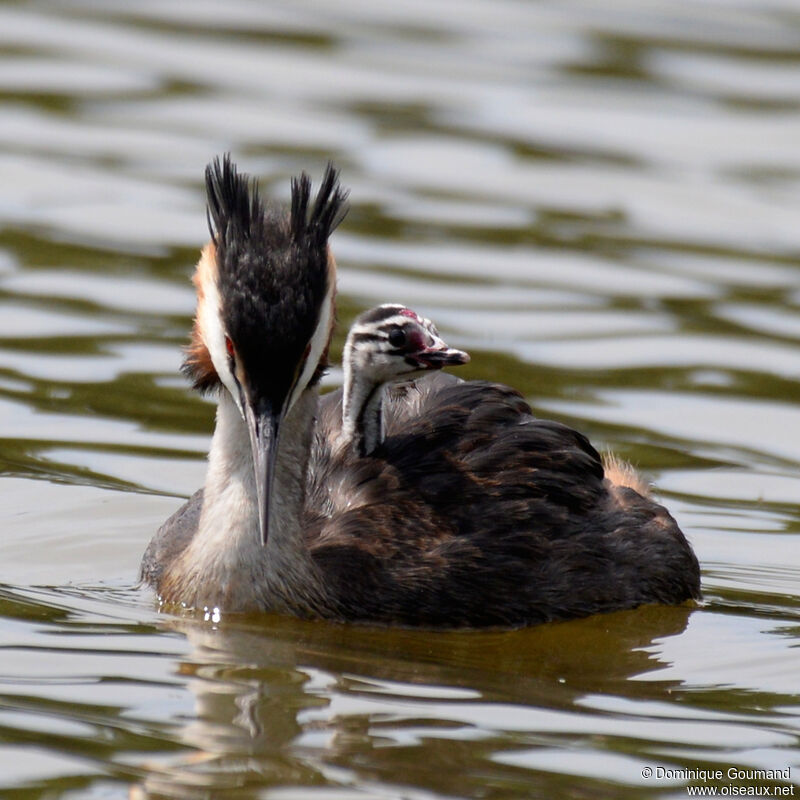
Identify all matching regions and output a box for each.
[0,1,799,797]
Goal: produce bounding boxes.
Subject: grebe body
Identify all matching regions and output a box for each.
[140,158,701,627]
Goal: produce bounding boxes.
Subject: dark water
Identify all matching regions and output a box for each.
[1,1,799,797]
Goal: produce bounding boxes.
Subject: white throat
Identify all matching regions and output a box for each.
[169,389,329,614]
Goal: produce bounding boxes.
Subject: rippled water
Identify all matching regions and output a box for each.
[1,1,799,797]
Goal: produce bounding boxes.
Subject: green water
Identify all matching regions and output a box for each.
[0,1,799,797]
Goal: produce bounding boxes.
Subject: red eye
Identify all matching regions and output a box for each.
[225,336,235,359]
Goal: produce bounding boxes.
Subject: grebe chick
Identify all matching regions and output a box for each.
[141,156,701,627]
[341,304,469,456]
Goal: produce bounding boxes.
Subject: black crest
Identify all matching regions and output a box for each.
[205,154,265,251]
[204,155,349,409]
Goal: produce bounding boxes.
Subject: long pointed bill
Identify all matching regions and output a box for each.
[244,400,283,546]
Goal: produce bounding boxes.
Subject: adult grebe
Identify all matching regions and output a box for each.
[340,304,469,456]
[140,156,701,626]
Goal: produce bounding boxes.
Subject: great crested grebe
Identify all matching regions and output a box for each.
[140,156,701,627]
[341,304,469,456]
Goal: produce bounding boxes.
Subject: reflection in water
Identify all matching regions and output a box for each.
[132,606,694,797]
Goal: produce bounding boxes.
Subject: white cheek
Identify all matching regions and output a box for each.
[287,279,335,412]
[200,280,242,409]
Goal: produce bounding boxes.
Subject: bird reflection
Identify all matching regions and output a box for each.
[129,605,694,798]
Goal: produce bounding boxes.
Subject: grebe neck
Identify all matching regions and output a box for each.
[342,368,385,457]
[162,389,330,614]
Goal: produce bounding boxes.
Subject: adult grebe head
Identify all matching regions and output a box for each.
[183,155,348,544]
